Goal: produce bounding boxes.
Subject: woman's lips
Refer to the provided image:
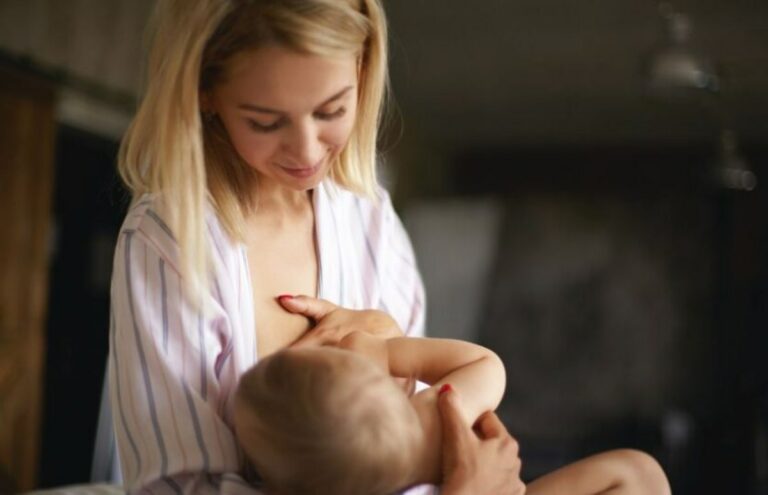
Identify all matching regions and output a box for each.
[279,160,324,179]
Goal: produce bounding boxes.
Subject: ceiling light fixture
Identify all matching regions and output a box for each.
[645,2,756,191]
[646,2,720,95]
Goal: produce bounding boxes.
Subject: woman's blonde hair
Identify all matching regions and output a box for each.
[234,347,423,495]
[118,0,389,305]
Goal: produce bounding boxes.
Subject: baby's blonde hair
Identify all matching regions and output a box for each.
[118,0,389,308]
[234,347,423,495]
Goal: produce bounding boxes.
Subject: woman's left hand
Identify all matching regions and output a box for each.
[278,295,404,347]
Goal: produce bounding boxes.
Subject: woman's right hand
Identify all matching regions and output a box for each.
[437,386,526,495]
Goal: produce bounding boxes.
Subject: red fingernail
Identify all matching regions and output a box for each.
[277,295,294,302]
[439,384,453,395]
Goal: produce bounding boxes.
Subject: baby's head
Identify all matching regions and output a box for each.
[234,346,423,495]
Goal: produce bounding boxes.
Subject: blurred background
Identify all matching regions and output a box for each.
[1,0,767,493]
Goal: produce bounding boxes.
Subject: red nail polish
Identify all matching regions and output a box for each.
[277,294,294,302]
[439,384,452,395]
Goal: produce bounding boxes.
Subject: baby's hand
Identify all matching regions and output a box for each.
[279,295,403,347]
[338,330,390,373]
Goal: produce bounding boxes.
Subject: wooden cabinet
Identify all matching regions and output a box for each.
[0,66,56,493]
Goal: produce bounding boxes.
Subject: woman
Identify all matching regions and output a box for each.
[109,1,523,493]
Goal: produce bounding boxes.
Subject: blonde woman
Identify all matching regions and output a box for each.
[109,0,523,493]
[234,303,671,495]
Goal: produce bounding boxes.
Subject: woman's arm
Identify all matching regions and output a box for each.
[110,215,261,494]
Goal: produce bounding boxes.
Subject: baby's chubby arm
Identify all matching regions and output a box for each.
[388,336,506,427]
[338,332,506,427]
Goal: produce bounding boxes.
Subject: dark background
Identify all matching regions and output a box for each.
[39,126,125,487]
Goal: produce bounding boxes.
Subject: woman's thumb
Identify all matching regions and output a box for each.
[437,385,470,459]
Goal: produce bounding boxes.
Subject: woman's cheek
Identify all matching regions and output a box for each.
[229,131,273,168]
[331,115,357,148]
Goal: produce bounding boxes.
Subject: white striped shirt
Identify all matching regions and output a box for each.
[108,180,433,495]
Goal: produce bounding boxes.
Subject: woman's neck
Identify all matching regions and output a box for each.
[245,178,314,229]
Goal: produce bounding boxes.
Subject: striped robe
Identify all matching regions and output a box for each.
[108,180,433,494]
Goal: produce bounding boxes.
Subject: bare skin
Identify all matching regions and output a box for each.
[282,297,672,495]
[526,449,671,495]
[203,46,363,357]
[244,195,317,357]
[438,388,526,495]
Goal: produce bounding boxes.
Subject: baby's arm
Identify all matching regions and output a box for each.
[389,337,505,425]
[339,332,505,427]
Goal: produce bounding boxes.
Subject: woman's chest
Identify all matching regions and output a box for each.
[246,229,318,358]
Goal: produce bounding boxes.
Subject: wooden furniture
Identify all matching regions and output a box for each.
[0,65,56,493]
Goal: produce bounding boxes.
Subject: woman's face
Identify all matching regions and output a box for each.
[208,45,359,192]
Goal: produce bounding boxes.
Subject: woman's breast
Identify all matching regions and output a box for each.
[253,297,311,358]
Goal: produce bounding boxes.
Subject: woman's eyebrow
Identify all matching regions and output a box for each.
[320,85,355,105]
[237,85,355,114]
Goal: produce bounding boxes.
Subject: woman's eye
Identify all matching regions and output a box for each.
[315,107,347,121]
[247,119,283,133]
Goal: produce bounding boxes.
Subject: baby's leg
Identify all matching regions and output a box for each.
[525,449,671,495]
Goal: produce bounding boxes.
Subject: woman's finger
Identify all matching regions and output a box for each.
[437,386,474,462]
[277,295,337,320]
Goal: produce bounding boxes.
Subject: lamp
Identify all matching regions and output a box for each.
[646,3,720,95]
[645,2,757,190]
[713,129,757,191]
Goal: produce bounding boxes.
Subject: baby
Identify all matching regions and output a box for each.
[233,331,671,495]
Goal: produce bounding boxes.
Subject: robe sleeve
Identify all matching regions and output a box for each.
[109,223,262,495]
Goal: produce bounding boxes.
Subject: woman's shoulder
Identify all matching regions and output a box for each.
[119,194,176,240]
[116,193,179,267]
[117,193,238,269]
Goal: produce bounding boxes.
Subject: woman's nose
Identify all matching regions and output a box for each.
[282,120,326,167]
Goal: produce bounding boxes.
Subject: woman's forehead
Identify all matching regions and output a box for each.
[219,45,358,110]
